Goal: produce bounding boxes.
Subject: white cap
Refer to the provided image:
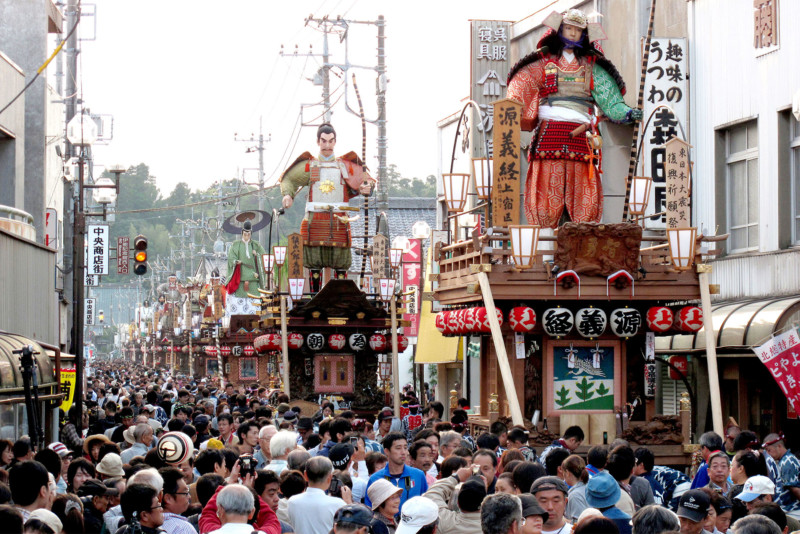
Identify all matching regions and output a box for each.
[396,497,439,534]
[29,510,63,534]
[736,475,776,502]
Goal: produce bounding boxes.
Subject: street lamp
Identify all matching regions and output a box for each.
[441,173,470,213]
[378,278,396,303]
[666,227,698,271]
[628,176,653,217]
[389,248,403,272]
[411,221,431,240]
[509,225,541,270]
[289,278,305,302]
[471,157,492,199]
[273,246,287,266]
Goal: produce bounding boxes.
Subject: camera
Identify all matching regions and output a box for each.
[328,476,342,497]
[349,436,359,447]
[472,465,480,476]
[239,454,255,478]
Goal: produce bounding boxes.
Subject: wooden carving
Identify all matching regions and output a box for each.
[553,222,642,277]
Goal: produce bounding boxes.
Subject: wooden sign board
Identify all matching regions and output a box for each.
[371,234,389,292]
[491,98,522,227]
[286,233,304,279]
[553,222,643,277]
[470,20,511,159]
[663,137,692,229]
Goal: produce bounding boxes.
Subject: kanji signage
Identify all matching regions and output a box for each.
[59,368,76,412]
[286,233,303,278]
[84,245,98,286]
[470,20,511,159]
[491,98,522,227]
[610,308,643,338]
[641,38,688,228]
[117,236,130,275]
[371,234,389,293]
[85,298,96,325]
[753,328,800,412]
[402,238,422,337]
[575,308,607,339]
[543,308,574,338]
[754,0,779,51]
[663,137,692,229]
[87,224,109,275]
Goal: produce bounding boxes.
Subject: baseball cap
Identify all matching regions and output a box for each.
[29,510,62,534]
[677,489,711,522]
[334,504,374,527]
[48,442,72,458]
[205,438,224,450]
[378,409,394,422]
[329,442,354,470]
[519,493,549,523]
[142,404,156,413]
[396,496,439,534]
[736,475,776,502]
[530,476,569,495]
[367,478,403,511]
[78,478,118,497]
[585,472,621,509]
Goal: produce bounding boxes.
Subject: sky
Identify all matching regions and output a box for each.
[71,0,534,196]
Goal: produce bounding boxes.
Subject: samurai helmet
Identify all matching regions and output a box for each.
[562,8,588,29]
[542,9,607,43]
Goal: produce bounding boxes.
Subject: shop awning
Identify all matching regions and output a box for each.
[415,245,462,364]
[655,297,800,354]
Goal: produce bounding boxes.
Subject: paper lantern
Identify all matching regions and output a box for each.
[464,307,478,333]
[220,345,231,357]
[454,309,466,335]
[575,308,607,338]
[349,333,368,351]
[677,306,703,332]
[254,334,274,353]
[446,311,459,335]
[306,333,325,351]
[435,312,447,334]
[156,432,194,465]
[328,334,346,351]
[181,345,189,354]
[646,307,674,333]
[243,345,255,357]
[369,334,387,352]
[288,332,304,350]
[204,345,218,357]
[397,335,410,352]
[610,308,642,338]
[509,306,536,333]
[542,308,574,337]
[473,307,504,334]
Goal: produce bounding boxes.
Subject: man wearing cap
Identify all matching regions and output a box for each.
[28,509,63,534]
[395,496,439,534]
[736,475,777,511]
[763,433,800,519]
[585,471,631,534]
[366,432,429,511]
[78,478,118,533]
[530,476,571,534]
[297,417,315,445]
[331,442,368,504]
[424,464,484,534]
[676,489,710,534]
[333,504,375,534]
[96,453,125,480]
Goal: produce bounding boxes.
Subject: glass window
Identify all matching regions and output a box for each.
[791,117,800,244]
[726,121,759,253]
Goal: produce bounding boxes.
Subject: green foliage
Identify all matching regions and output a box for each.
[386,164,436,197]
[555,385,571,407]
[575,377,595,401]
[427,364,437,387]
[596,382,610,397]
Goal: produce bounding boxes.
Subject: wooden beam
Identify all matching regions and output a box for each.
[477,272,524,426]
[699,267,723,436]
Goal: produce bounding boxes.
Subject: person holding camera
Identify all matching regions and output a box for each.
[288,456,353,534]
[423,464,486,534]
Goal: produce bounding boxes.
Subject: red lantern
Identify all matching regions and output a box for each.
[243,345,255,356]
[452,309,463,335]
[397,335,410,352]
[254,335,270,353]
[509,306,537,332]
[669,355,689,380]
[677,306,703,332]
[287,332,304,350]
[446,310,459,335]
[268,333,282,351]
[474,307,503,333]
[204,345,218,357]
[328,334,346,351]
[646,307,674,333]
[369,334,387,352]
[435,312,446,334]
[464,308,477,334]
[220,345,231,357]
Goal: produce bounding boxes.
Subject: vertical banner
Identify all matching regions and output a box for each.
[45,208,58,249]
[372,234,389,293]
[753,328,800,411]
[87,224,109,275]
[85,297,96,325]
[491,98,522,227]
[402,239,422,337]
[663,137,692,229]
[286,233,304,279]
[640,38,688,228]
[470,20,511,159]
[117,236,130,275]
[59,368,76,412]
[84,246,98,286]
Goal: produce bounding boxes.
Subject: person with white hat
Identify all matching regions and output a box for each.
[736,475,777,512]
[26,509,63,534]
[96,453,125,479]
[395,496,439,534]
[368,478,403,534]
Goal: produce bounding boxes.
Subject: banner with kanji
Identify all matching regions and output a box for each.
[753,329,800,411]
[60,368,76,412]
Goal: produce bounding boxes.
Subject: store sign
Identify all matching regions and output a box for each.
[402,238,422,336]
[491,98,522,227]
[84,246,98,286]
[641,38,688,228]
[85,297,96,325]
[663,137,691,229]
[117,236,130,274]
[59,368,76,412]
[753,328,800,411]
[87,224,109,275]
[470,20,511,159]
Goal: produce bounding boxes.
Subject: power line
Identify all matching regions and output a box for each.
[114,184,278,215]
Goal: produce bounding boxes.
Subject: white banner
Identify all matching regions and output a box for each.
[87,224,109,275]
[85,298,96,325]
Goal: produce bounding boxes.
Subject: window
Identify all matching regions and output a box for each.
[791,116,800,243]
[726,121,759,252]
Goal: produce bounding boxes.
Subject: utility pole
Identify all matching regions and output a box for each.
[235,118,271,250]
[376,15,388,211]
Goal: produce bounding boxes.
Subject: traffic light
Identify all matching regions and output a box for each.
[98,310,105,323]
[133,235,148,275]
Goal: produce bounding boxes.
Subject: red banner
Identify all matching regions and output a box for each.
[402,239,422,337]
[753,329,800,411]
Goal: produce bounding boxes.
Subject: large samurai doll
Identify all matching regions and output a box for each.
[506,8,643,228]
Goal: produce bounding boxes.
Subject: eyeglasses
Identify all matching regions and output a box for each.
[169,491,191,497]
[148,504,163,511]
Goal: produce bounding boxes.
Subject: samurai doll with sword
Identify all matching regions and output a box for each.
[506,8,642,229]
[280,123,375,292]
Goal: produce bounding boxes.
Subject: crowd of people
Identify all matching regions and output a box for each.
[0,362,797,534]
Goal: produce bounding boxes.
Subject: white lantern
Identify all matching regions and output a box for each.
[273,246,287,266]
[441,173,470,212]
[349,333,367,351]
[471,157,492,199]
[610,308,642,338]
[542,308,574,337]
[628,176,653,216]
[666,227,698,271]
[575,307,607,339]
[509,225,540,270]
[289,278,305,301]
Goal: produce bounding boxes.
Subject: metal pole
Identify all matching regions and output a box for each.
[280,296,290,396]
[376,15,388,212]
[323,26,331,122]
[72,161,85,423]
[257,116,268,252]
[390,295,400,414]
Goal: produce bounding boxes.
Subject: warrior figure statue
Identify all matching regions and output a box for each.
[280,123,374,292]
[506,8,643,229]
[225,220,267,315]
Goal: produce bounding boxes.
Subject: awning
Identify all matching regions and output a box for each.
[655,296,800,354]
[415,244,461,364]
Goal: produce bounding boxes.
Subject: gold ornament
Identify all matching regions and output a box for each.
[319,179,336,194]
